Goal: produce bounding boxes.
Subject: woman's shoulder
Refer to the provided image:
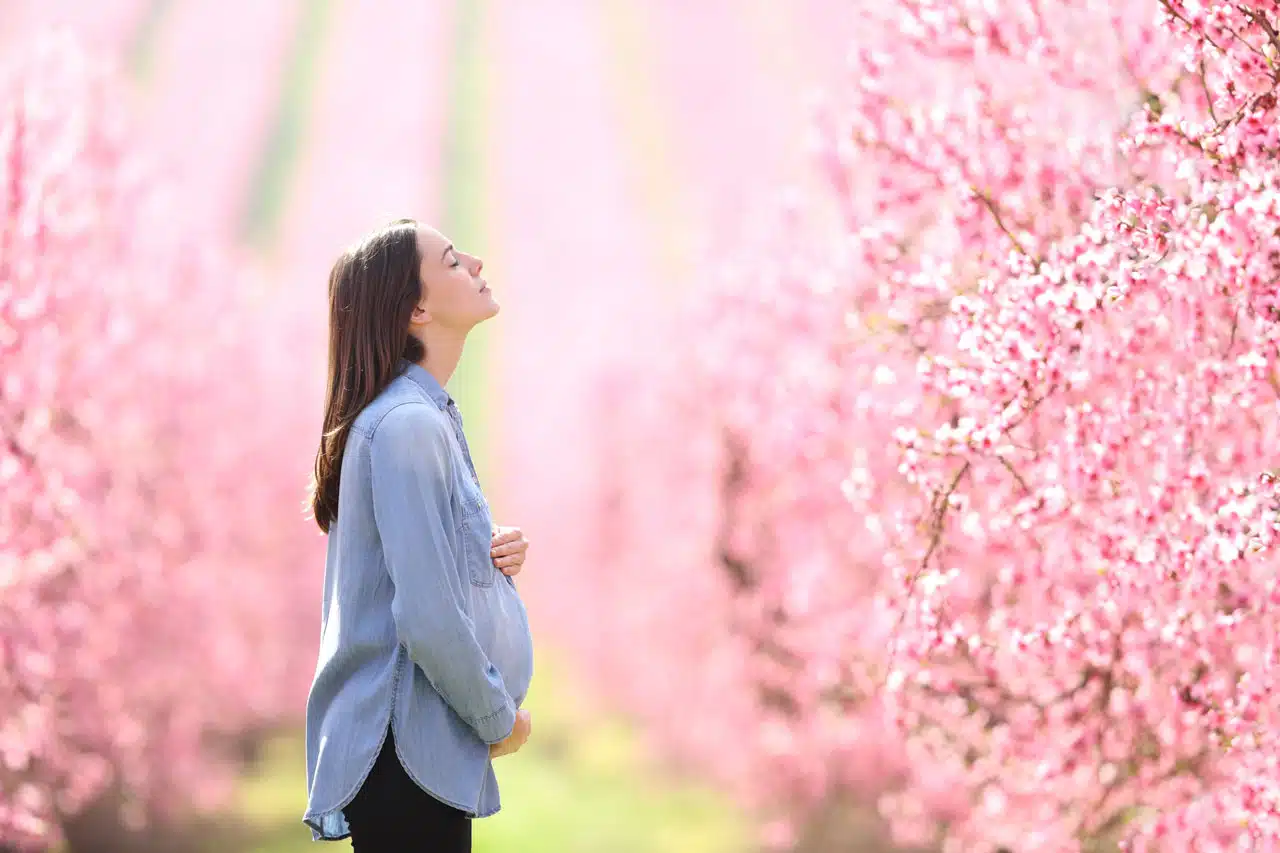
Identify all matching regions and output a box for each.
[352,376,448,444]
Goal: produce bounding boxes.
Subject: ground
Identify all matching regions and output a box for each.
[226,658,749,853]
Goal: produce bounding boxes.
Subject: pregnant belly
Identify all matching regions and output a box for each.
[472,578,534,707]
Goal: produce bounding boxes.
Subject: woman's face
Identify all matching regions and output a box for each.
[411,225,498,332]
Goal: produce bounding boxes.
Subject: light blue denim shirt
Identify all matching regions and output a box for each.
[303,361,534,841]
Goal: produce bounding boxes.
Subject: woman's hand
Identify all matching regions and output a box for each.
[489,709,532,758]
[490,526,529,576]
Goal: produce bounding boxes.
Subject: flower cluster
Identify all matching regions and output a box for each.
[0,34,319,848]
[572,1,1280,850]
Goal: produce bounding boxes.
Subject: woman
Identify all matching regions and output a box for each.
[302,219,535,852]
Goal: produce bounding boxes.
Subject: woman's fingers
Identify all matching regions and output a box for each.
[490,539,528,558]
[490,527,523,546]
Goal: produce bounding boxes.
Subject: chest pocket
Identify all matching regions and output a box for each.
[458,478,498,587]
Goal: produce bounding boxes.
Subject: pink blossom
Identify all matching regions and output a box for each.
[0,33,319,847]
[567,1,1280,849]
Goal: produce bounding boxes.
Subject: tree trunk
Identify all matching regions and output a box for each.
[58,728,275,853]
[784,791,934,853]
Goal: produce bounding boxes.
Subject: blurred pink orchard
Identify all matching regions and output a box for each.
[0,34,319,848]
[574,1,1280,850]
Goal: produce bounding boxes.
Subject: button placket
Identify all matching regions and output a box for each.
[445,400,481,489]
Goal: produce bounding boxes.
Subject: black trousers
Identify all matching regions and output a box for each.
[344,729,472,852]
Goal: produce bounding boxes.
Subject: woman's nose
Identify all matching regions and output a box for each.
[471,257,484,276]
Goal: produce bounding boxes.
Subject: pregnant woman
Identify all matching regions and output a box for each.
[302,219,535,852]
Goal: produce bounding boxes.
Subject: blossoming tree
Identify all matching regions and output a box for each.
[576,1,1280,850]
[0,34,319,850]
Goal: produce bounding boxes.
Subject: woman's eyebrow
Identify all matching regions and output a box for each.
[440,244,453,260]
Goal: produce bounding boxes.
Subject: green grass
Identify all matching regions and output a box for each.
[225,659,749,853]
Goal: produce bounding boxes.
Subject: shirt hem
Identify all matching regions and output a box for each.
[301,719,392,841]
[389,733,500,818]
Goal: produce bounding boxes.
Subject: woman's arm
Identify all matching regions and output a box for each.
[369,403,516,745]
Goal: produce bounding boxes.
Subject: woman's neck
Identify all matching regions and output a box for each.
[416,329,467,390]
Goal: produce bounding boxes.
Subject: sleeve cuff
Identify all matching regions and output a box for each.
[470,701,518,745]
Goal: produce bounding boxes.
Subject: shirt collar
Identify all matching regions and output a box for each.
[398,359,452,409]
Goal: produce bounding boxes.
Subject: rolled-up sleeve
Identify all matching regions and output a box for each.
[369,403,516,744]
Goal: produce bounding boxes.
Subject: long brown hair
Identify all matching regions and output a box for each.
[309,218,425,532]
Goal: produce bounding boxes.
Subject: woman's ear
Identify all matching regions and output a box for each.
[409,300,432,327]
